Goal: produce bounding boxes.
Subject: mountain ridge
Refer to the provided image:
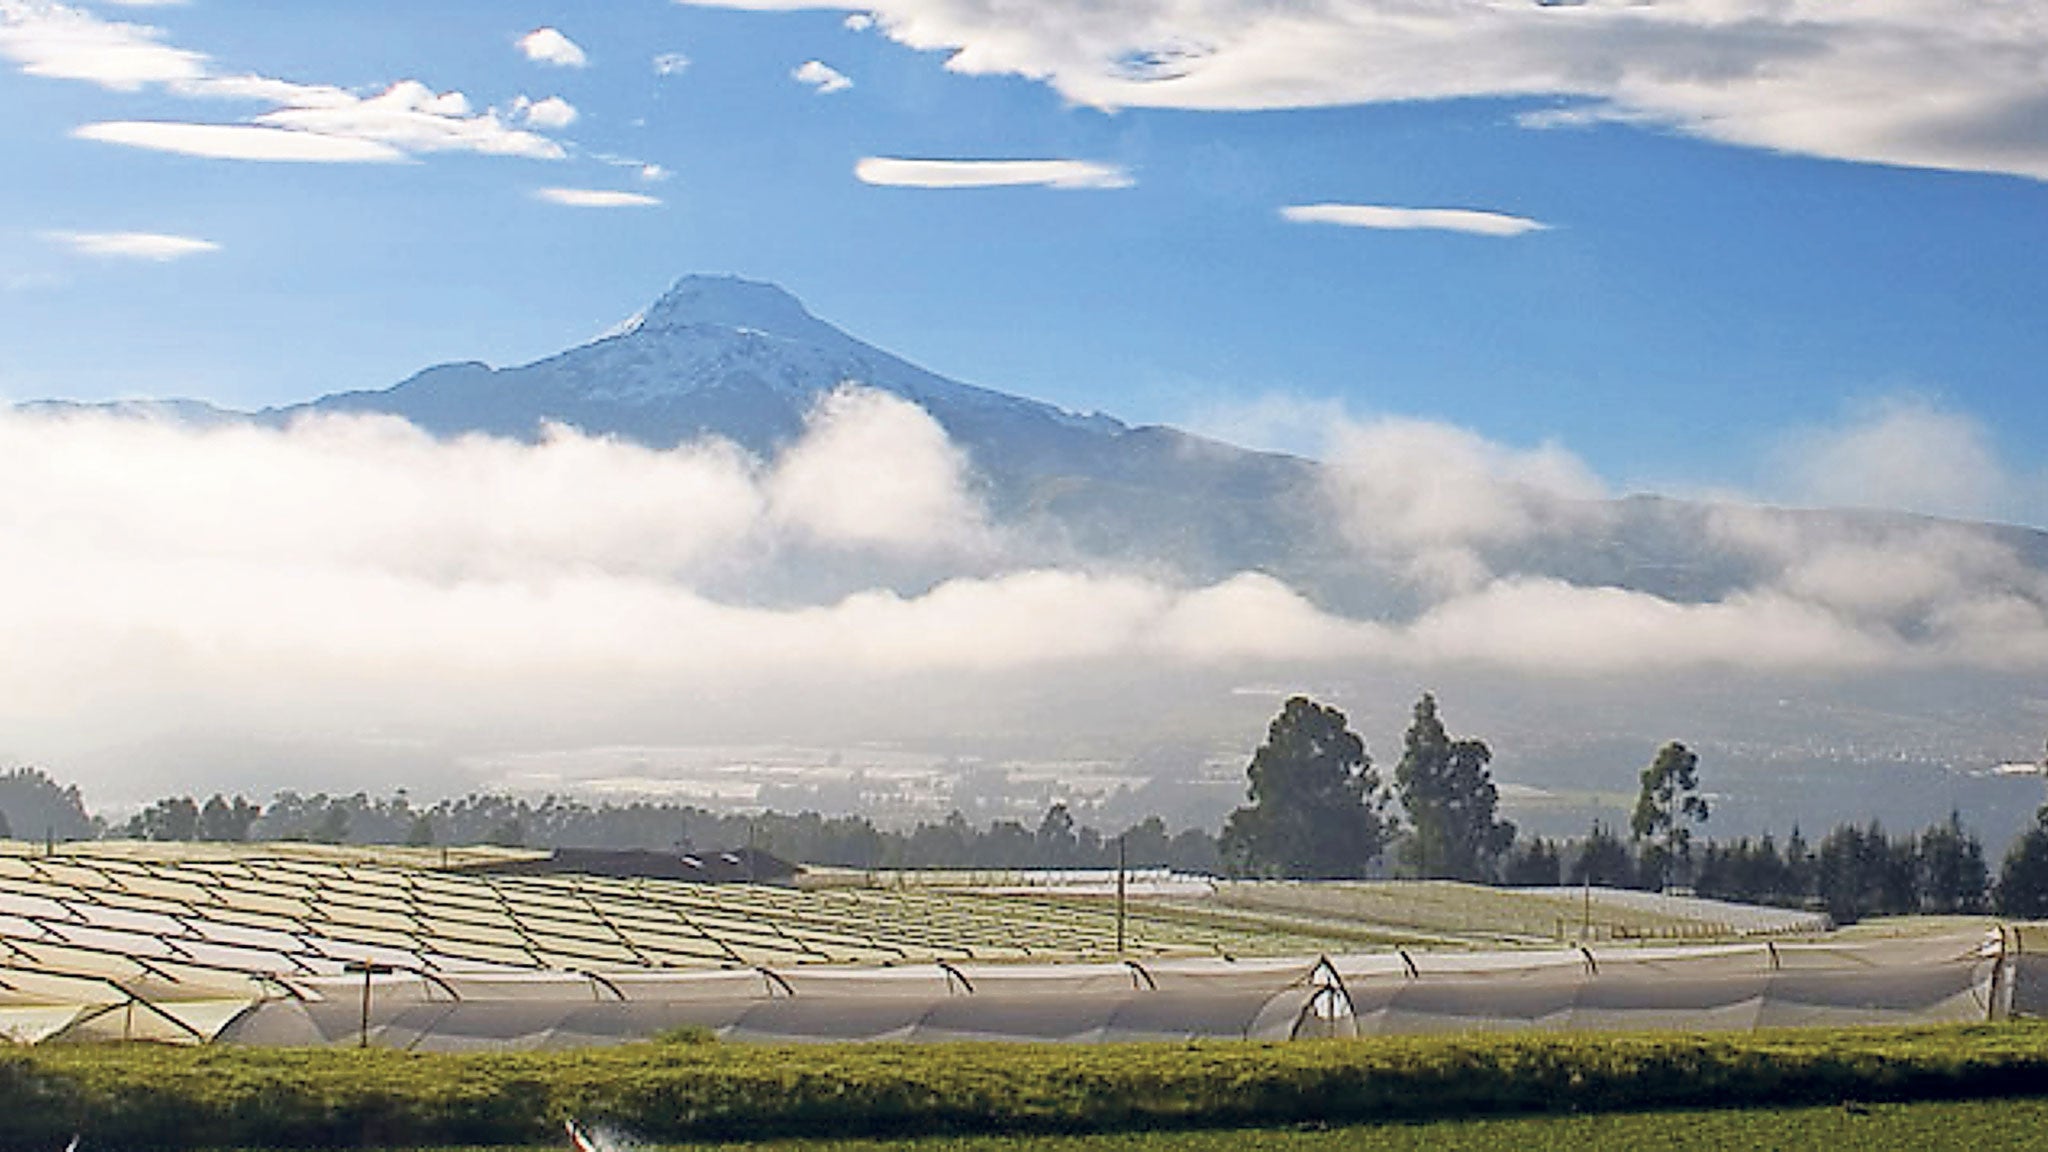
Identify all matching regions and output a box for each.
[15,274,2048,615]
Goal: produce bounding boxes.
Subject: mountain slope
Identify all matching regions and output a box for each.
[22,274,2048,614]
[278,274,1343,588]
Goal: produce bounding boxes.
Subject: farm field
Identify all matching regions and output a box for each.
[343,1097,2048,1152]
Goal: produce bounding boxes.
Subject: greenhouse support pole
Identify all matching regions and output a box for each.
[345,960,394,1048]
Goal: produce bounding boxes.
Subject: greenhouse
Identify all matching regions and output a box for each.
[0,843,2040,1048]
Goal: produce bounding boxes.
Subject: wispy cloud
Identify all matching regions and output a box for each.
[43,230,218,261]
[73,121,407,162]
[535,187,662,208]
[0,0,202,89]
[1773,397,2036,524]
[854,156,1132,190]
[792,59,852,94]
[595,153,670,182]
[1282,203,1547,237]
[517,27,586,68]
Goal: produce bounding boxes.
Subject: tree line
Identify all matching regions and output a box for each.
[7,698,2048,924]
[1216,694,2048,923]
[107,787,1225,874]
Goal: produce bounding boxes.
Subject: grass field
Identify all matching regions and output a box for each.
[256,1098,2048,1152]
[14,1024,2048,1149]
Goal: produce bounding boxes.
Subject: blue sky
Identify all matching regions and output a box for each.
[8,0,2048,808]
[3,0,2046,521]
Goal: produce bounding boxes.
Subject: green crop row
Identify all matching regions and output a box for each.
[8,1024,2048,1150]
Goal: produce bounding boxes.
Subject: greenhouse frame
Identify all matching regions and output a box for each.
[0,844,2039,1048]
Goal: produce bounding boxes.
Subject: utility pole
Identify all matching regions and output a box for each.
[1115,834,1127,955]
[1581,871,1592,941]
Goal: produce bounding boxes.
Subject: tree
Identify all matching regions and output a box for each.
[1630,741,1709,890]
[1035,803,1080,867]
[0,766,99,841]
[1568,821,1636,888]
[1917,811,1988,914]
[485,817,525,848]
[197,794,260,842]
[309,804,350,845]
[1393,694,1515,881]
[405,813,436,847]
[1997,810,2048,919]
[1782,825,1816,903]
[1501,837,1562,886]
[1220,696,1393,879]
[1815,821,1919,924]
[1118,816,1173,868]
[125,796,200,841]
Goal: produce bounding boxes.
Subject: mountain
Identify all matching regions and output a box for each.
[13,274,2048,843]
[26,274,2048,612]
[277,274,1352,595]
[268,274,2048,611]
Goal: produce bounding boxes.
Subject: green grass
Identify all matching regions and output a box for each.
[244,1098,2048,1152]
[11,1024,2048,1149]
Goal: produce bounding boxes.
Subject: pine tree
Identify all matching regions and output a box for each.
[1220,696,1393,879]
[1394,694,1516,881]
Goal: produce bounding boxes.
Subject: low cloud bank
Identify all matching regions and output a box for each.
[1,389,2044,798]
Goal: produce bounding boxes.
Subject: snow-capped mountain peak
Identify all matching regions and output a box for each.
[632,274,833,342]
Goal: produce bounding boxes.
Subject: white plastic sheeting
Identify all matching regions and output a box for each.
[1331,935,2001,1034]
[198,934,2027,1051]
[216,957,1355,1048]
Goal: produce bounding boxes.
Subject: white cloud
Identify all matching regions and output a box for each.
[515,94,579,130]
[74,120,408,162]
[595,153,672,183]
[854,156,1132,189]
[517,27,587,68]
[534,187,662,208]
[1776,398,2017,523]
[4,395,2048,800]
[6,4,568,165]
[1402,579,1895,674]
[768,386,985,550]
[653,51,691,76]
[1323,415,1607,593]
[43,230,218,261]
[669,0,2048,183]
[253,80,565,160]
[844,13,874,31]
[792,58,852,93]
[1282,203,1547,238]
[0,0,203,89]
[1177,393,1352,460]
